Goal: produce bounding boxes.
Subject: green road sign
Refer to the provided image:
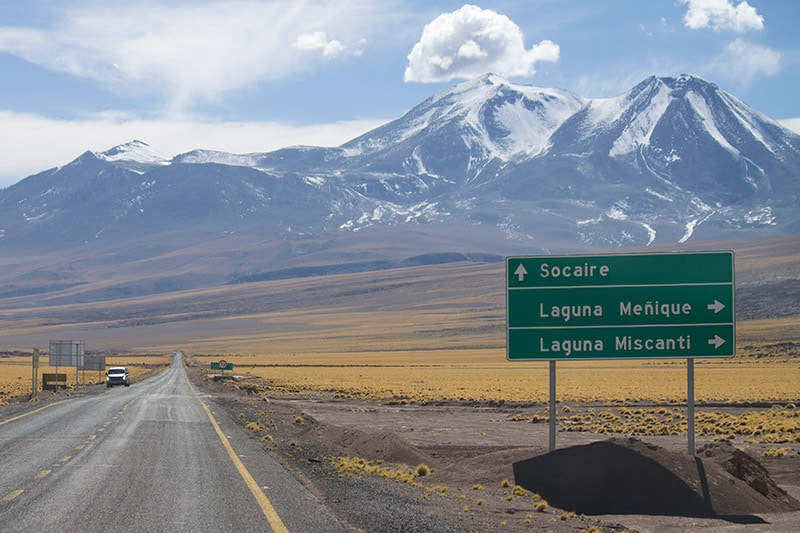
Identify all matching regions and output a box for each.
[211,361,233,370]
[506,251,735,360]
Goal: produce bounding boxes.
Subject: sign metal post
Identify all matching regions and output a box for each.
[32,348,39,396]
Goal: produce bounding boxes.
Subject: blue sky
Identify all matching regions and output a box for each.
[1,0,798,188]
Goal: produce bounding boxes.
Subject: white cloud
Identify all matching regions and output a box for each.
[0,111,386,188]
[404,4,559,83]
[708,38,781,84]
[0,1,379,113]
[293,31,352,59]
[779,118,800,136]
[681,0,764,32]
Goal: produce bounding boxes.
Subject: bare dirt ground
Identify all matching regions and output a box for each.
[3,237,799,531]
[189,366,800,533]
[3,360,797,532]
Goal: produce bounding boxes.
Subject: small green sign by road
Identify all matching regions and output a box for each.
[211,361,234,371]
[506,251,735,360]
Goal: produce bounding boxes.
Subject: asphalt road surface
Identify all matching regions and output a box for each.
[0,355,344,532]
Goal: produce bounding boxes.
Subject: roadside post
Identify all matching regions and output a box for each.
[31,348,40,395]
[506,251,735,454]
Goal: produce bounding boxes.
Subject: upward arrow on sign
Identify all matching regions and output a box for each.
[514,264,528,282]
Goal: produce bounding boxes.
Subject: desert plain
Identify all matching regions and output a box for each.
[2,236,800,531]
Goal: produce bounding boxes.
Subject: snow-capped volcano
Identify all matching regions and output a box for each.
[1,73,799,301]
[561,74,797,196]
[340,73,587,183]
[359,73,586,157]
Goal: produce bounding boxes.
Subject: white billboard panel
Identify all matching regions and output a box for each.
[49,340,85,367]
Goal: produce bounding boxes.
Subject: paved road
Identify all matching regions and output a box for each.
[0,355,344,532]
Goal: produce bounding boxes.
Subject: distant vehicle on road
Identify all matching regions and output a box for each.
[106,367,130,388]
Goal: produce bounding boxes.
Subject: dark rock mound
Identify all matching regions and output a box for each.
[513,437,800,518]
[698,441,800,509]
[297,418,435,468]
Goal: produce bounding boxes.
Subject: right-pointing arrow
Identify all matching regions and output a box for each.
[708,335,726,349]
[707,300,726,313]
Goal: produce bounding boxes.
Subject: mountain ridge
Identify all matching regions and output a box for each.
[1,73,799,304]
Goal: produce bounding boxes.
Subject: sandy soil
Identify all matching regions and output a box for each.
[4,365,798,532]
[195,368,800,533]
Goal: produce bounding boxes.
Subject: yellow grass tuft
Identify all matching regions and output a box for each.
[245,421,264,433]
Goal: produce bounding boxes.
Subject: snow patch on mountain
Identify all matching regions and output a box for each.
[98,140,170,165]
[646,188,673,202]
[342,108,438,157]
[686,92,739,156]
[491,90,583,157]
[174,149,263,167]
[339,201,442,231]
[407,147,442,178]
[610,83,671,157]
[459,76,585,159]
[641,223,657,245]
[586,97,625,128]
[744,206,775,225]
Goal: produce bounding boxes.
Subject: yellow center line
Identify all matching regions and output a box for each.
[58,455,72,464]
[0,400,70,427]
[2,490,24,502]
[35,470,51,479]
[198,399,289,533]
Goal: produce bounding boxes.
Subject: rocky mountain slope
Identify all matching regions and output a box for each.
[1,74,798,303]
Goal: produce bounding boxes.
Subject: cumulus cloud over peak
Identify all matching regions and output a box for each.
[404,4,559,83]
[681,0,764,32]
